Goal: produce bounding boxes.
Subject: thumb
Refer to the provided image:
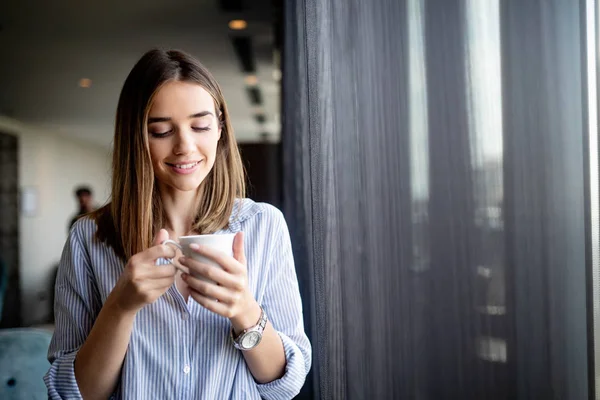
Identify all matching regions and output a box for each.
[233,231,246,264]
[153,228,170,246]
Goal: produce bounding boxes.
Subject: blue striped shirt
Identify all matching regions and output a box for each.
[44,199,311,399]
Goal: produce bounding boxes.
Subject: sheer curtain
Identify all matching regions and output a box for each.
[283,0,591,398]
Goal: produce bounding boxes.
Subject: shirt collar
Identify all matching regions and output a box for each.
[228,198,262,232]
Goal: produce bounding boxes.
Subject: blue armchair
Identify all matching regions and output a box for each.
[0,328,53,399]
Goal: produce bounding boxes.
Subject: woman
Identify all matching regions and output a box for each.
[45,49,311,399]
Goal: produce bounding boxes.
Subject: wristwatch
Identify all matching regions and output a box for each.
[231,306,268,351]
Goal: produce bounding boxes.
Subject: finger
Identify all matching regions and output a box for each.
[140,276,175,292]
[142,243,177,263]
[152,228,177,260]
[171,260,189,275]
[183,273,239,304]
[153,228,170,246]
[189,291,231,316]
[137,263,177,280]
[144,276,176,291]
[152,263,178,278]
[180,257,244,290]
[189,245,243,274]
[233,232,246,265]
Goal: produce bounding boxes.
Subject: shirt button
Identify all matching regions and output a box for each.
[183,365,191,374]
[182,313,189,320]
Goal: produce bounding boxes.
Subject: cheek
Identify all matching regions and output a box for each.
[148,139,170,158]
[148,143,167,172]
[198,134,220,158]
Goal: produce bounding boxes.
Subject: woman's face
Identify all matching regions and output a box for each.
[147,80,221,195]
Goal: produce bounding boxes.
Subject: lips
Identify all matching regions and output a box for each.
[165,160,203,175]
[166,161,200,169]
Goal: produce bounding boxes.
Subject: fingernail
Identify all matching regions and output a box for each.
[179,256,186,263]
[189,243,200,250]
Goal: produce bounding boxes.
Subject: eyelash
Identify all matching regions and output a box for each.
[150,127,211,138]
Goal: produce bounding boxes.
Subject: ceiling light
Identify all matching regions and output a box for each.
[79,78,92,88]
[245,75,258,86]
[229,19,247,30]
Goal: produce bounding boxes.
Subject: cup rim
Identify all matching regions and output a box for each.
[179,233,236,240]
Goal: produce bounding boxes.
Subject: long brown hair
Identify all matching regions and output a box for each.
[95,49,246,260]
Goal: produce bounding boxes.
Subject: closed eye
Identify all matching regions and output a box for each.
[149,126,210,138]
[150,130,172,138]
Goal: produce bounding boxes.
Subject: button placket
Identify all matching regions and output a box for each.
[180,309,192,400]
[181,312,191,369]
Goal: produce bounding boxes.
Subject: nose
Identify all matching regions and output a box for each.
[172,129,195,155]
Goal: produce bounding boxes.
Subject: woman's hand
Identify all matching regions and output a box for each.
[107,229,177,315]
[180,232,260,331]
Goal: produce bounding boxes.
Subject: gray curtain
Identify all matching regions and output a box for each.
[283,0,592,398]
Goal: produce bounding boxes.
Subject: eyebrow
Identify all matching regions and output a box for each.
[147,111,214,124]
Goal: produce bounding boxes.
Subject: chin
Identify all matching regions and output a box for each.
[173,178,206,192]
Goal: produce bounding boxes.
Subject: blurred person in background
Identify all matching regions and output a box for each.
[50,186,96,324]
[45,49,310,400]
[68,186,96,230]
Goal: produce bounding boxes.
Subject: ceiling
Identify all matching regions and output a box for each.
[0,0,281,148]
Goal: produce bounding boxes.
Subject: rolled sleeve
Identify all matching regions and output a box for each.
[44,219,101,399]
[256,332,310,400]
[44,350,81,399]
[255,208,312,399]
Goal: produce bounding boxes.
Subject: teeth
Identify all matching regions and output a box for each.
[174,162,198,169]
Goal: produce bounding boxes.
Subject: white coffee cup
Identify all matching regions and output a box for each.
[162,233,235,283]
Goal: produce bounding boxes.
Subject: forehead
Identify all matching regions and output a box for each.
[149,80,216,116]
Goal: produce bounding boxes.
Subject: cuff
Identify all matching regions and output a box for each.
[255,332,307,400]
[44,351,83,399]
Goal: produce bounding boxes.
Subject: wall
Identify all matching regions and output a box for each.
[239,143,282,209]
[0,116,111,326]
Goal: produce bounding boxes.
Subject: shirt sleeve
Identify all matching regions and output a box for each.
[255,208,312,400]
[44,219,102,399]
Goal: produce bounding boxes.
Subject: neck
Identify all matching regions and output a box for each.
[159,187,199,238]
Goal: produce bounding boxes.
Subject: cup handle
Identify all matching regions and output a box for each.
[161,239,182,264]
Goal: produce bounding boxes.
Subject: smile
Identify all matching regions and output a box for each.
[166,160,202,174]
[168,161,200,169]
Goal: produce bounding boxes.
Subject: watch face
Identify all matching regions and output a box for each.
[241,331,261,349]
